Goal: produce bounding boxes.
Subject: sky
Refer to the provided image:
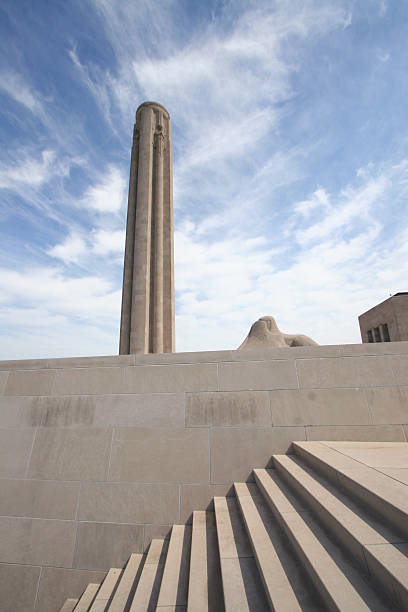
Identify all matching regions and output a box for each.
[0,0,407,359]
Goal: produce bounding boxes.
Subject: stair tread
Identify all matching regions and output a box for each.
[364,542,408,607]
[187,511,224,612]
[74,582,100,612]
[274,454,406,544]
[59,599,78,612]
[254,468,392,611]
[109,553,144,611]
[89,567,121,612]
[234,482,302,611]
[216,495,273,611]
[274,454,408,605]
[293,442,408,528]
[156,524,191,608]
[129,539,167,611]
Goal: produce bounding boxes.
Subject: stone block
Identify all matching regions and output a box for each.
[0,563,41,612]
[47,354,135,369]
[219,360,298,391]
[340,341,408,356]
[270,388,371,426]
[0,359,49,371]
[389,355,408,385]
[53,367,125,396]
[0,516,76,566]
[109,427,209,483]
[210,426,305,483]
[231,345,341,361]
[78,481,179,524]
[306,425,405,442]
[0,428,36,477]
[134,350,233,365]
[0,478,79,519]
[186,391,270,427]
[0,396,44,427]
[27,428,112,480]
[123,363,218,393]
[41,395,96,427]
[296,356,394,388]
[4,369,55,396]
[41,393,185,428]
[73,522,143,570]
[0,371,8,394]
[35,567,106,612]
[364,387,408,424]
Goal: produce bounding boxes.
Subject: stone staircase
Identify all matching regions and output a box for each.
[59,441,408,611]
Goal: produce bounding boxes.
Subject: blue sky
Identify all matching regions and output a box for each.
[0,0,407,359]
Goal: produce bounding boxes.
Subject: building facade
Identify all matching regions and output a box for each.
[359,292,408,343]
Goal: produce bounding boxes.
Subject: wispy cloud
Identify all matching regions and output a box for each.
[293,175,388,246]
[0,70,44,115]
[294,188,331,218]
[0,149,65,190]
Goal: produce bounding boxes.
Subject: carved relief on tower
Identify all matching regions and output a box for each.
[153,111,169,154]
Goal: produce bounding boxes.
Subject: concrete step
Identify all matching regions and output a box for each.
[214,496,269,611]
[254,467,392,611]
[156,524,191,609]
[187,511,224,611]
[74,582,100,611]
[129,539,168,611]
[60,600,78,612]
[234,482,302,611]
[57,442,407,612]
[273,453,408,608]
[109,553,144,611]
[293,441,408,534]
[89,568,122,612]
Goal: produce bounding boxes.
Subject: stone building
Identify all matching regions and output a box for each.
[359,292,408,343]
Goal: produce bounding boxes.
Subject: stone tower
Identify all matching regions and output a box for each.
[119,101,175,354]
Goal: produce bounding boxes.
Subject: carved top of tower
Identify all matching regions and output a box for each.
[136,101,170,119]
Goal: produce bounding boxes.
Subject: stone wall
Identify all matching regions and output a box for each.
[0,342,407,611]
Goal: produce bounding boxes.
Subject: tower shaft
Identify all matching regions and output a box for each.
[119,102,175,354]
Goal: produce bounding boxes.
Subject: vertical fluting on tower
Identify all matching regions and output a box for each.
[119,102,175,354]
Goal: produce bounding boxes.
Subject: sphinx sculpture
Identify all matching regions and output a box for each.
[238,316,318,350]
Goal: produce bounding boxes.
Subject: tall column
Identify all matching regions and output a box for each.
[119,101,175,354]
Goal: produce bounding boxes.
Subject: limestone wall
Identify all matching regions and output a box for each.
[0,342,407,611]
